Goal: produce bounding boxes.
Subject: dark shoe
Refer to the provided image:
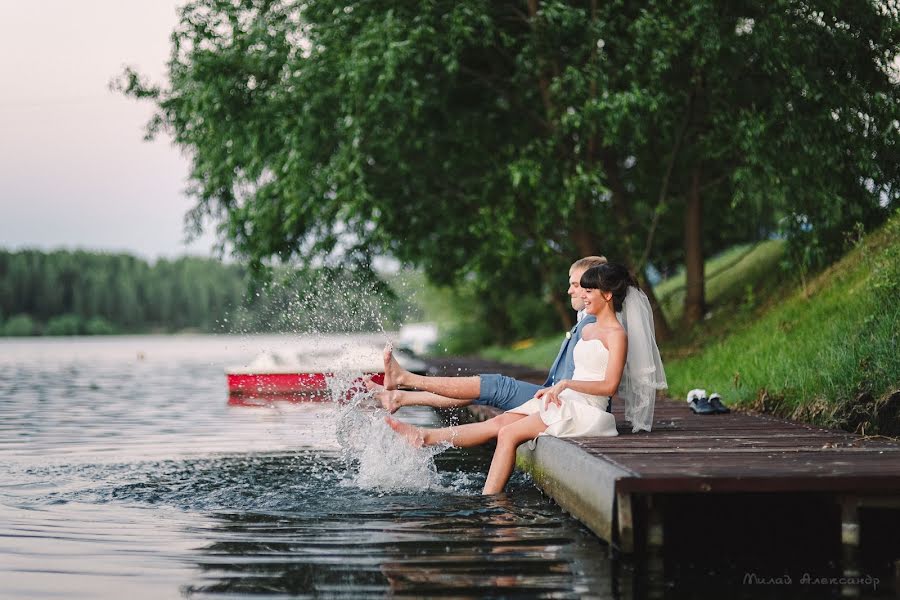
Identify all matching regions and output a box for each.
[687,389,716,415]
[709,393,730,414]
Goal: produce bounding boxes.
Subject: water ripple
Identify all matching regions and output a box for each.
[0,335,612,598]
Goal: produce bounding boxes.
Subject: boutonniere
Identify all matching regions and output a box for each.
[565,331,572,339]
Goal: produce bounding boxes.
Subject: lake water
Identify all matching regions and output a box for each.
[0,334,616,598]
[3,334,891,599]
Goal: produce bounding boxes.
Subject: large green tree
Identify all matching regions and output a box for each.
[606,1,900,324]
[119,0,899,340]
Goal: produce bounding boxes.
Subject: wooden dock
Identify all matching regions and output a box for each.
[515,396,900,565]
[424,355,900,582]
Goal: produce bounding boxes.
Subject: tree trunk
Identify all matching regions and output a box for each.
[550,290,574,330]
[538,261,577,330]
[683,166,705,325]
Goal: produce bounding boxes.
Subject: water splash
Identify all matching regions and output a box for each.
[218,267,453,493]
[330,377,450,493]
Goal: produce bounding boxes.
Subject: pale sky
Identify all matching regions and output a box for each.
[0,1,219,260]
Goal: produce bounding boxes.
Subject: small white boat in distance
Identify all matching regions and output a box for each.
[397,322,439,355]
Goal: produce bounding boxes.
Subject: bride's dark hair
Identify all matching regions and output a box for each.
[580,263,639,312]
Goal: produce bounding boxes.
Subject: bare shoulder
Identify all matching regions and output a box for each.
[583,321,626,347]
[580,322,604,340]
[603,323,628,343]
[604,326,627,346]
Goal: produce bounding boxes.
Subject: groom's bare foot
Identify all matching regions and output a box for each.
[363,378,403,412]
[385,416,424,447]
[381,343,408,391]
[376,389,403,413]
[363,376,383,392]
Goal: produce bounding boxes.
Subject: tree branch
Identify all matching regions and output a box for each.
[638,89,695,271]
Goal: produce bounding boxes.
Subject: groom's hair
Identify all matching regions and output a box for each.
[571,256,607,272]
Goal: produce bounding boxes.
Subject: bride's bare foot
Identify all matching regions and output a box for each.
[363,376,383,392]
[376,389,403,413]
[381,343,408,391]
[385,416,424,447]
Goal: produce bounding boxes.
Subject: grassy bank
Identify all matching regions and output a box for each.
[481,213,900,433]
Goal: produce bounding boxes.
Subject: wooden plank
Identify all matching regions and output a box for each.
[615,476,900,494]
[575,447,900,454]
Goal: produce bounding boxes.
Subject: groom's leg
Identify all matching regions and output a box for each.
[383,368,543,410]
[476,375,543,411]
[398,373,482,399]
[378,377,542,412]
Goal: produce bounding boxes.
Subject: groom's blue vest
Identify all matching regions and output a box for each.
[543,314,597,387]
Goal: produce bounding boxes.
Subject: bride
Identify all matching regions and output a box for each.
[383,263,667,495]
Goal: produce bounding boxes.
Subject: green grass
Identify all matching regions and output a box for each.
[481,335,568,369]
[480,214,900,431]
[654,240,785,325]
[665,215,900,423]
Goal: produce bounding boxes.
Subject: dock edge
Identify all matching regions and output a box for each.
[516,437,633,545]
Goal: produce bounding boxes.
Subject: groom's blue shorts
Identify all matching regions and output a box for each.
[475,374,543,411]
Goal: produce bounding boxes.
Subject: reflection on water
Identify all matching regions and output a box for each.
[177,454,612,598]
[0,335,613,598]
[2,335,889,598]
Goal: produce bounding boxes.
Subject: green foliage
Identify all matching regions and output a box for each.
[119,0,899,342]
[84,316,117,336]
[44,314,84,336]
[0,249,411,335]
[2,314,36,337]
[665,211,900,415]
[384,269,563,354]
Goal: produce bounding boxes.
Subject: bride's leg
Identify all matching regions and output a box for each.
[482,414,548,495]
[373,387,476,414]
[385,412,525,448]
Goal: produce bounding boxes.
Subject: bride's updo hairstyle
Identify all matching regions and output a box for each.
[580,263,639,312]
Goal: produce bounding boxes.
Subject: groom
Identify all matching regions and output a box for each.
[372,255,609,413]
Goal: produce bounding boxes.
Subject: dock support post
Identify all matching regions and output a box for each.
[646,496,665,599]
[616,492,634,554]
[840,496,861,598]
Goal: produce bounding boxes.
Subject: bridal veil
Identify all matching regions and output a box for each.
[617,286,668,433]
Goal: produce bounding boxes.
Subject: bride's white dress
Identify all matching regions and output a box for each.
[508,338,618,437]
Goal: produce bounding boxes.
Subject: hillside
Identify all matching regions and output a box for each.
[481,213,900,435]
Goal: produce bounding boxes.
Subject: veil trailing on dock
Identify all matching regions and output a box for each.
[618,286,667,433]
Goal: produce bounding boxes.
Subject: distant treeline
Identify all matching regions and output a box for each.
[0,249,410,336]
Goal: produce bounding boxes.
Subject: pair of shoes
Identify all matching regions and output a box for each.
[687,389,730,414]
[687,389,716,414]
[708,392,730,414]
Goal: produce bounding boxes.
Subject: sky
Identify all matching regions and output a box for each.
[0,1,219,260]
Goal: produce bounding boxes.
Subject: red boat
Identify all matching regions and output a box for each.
[226,344,425,403]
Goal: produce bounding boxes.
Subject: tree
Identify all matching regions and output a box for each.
[3,314,36,337]
[118,0,900,341]
[603,1,900,324]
